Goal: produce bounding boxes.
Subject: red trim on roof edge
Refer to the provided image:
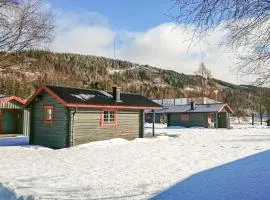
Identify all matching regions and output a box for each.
[25,85,161,110]
[25,85,45,107]
[218,104,234,113]
[44,87,68,106]
[0,96,26,105]
[25,85,68,107]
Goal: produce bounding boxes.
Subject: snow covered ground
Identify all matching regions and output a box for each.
[0,123,270,199]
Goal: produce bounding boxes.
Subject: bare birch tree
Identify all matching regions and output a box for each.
[0,0,54,54]
[195,62,212,98]
[172,0,270,85]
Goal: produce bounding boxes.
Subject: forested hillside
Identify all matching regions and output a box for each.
[0,50,269,117]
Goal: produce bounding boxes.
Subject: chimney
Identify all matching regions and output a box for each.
[112,87,121,102]
[191,101,195,110]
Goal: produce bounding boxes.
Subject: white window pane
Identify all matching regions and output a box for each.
[103,110,116,123]
[47,108,52,120]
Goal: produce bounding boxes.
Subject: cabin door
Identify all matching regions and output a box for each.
[218,112,227,128]
[3,111,15,133]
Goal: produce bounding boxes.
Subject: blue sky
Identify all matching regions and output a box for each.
[47,0,172,31]
[46,1,242,84]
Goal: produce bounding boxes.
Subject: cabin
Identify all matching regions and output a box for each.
[26,85,161,148]
[166,102,233,128]
[0,96,30,135]
[145,97,221,124]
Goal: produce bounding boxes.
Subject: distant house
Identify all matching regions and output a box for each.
[166,102,233,128]
[153,97,220,107]
[26,85,161,148]
[145,97,220,123]
[0,96,30,135]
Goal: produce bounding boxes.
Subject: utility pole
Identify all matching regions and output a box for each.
[259,87,263,125]
[113,39,116,59]
[152,110,155,137]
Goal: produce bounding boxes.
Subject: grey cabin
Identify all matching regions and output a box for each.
[145,97,221,124]
[26,85,161,148]
[165,102,233,128]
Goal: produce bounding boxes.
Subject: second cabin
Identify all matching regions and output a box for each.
[26,85,160,148]
[165,102,233,128]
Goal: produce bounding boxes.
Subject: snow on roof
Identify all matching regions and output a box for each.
[146,103,233,113]
[99,90,113,98]
[165,103,232,113]
[70,94,95,101]
[153,98,220,107]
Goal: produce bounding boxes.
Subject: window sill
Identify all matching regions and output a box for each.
[44,120,54,124]
[101,122,117,126]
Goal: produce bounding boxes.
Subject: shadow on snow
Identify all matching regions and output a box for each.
[153,150,270,200]
[0,136,29,147]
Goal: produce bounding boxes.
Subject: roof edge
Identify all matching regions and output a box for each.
[218,103,234,113]
[25,85,68,107]
[66,103,161,110]
[0,96,26,105]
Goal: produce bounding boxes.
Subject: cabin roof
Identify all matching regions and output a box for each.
[26,85,161,109]
[153,97,220,107]
[146,103,233,114]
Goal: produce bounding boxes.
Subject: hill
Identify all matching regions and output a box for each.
[0,50,268,117]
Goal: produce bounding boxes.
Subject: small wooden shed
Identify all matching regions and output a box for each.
[0,96,30,135]
[26,85,161,148]
[165,103,233,128]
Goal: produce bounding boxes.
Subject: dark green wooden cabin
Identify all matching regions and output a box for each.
[26,85,160,148]
[0,96,30,135]
[166,102,233,128]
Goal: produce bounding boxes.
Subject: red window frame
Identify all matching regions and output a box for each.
[100,109,118,126]
[44,105,54,124]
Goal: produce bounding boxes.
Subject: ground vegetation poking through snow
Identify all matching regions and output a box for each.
[0,123,270,199]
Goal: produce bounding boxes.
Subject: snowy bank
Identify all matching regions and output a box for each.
[0,124,270,199]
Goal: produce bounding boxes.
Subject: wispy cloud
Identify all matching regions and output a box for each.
[51,9,243,84]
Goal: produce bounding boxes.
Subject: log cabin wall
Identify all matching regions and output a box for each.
[70,108,143,145]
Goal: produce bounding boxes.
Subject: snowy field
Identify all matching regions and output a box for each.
[0,123,270,199]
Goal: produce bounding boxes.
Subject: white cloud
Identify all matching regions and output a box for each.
[52,25,115,56]
[117,23,241,84]
[51,10,243,84]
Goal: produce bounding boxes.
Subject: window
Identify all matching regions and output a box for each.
[101,110,117,126]
[44,105,54,124]
[180,114,189,121]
